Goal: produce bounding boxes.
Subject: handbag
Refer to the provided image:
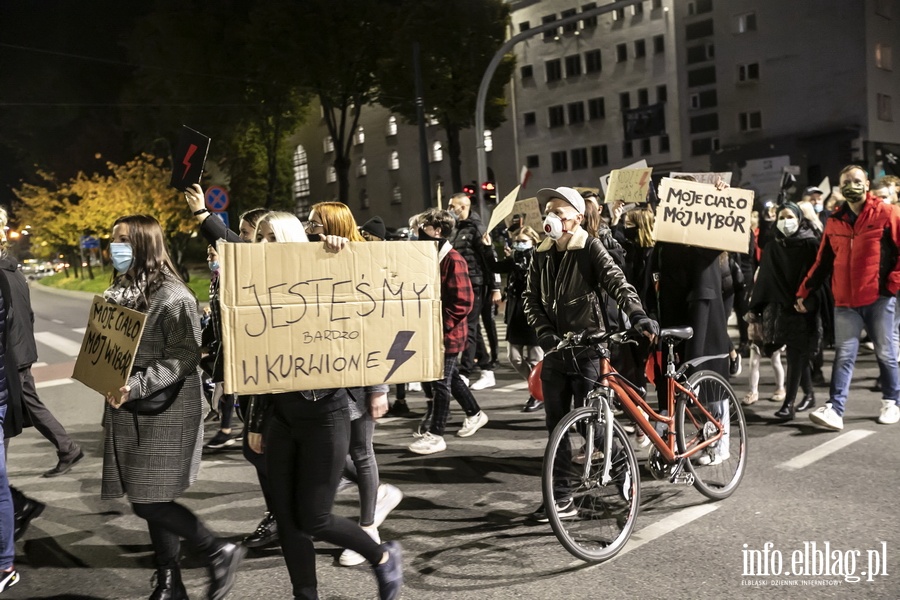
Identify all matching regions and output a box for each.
[121,380,184,416]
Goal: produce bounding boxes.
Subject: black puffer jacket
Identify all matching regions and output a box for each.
[524,228,645,347]
[0,255,37,367]
[449,211,496,289]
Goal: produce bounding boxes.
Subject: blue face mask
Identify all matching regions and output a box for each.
[110,242,133,273]
[208,260,219,273]
[512,242,532,252]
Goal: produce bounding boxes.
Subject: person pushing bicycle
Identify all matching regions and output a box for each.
[524,186,659,522]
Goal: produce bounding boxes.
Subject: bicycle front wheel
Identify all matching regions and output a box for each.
[676,370,747,500]
[542,407,641,563]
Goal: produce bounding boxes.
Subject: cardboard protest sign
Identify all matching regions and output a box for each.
[72,296,146,397]
[218,241,443,394]
[670,172,733,186]
[653,177,754,254]
[487,185,521,232]
[505,197,543,232]
[600,159,648,194]
[170,125,211,191]
[605,167,653,203]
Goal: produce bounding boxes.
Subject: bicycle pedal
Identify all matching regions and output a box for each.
[670,472,694,486]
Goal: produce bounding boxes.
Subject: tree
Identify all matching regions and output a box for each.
[376,0,514,192]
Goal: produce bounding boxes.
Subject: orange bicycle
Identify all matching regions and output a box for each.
[541,327,747,562]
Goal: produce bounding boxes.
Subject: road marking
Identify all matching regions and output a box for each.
[34,331,82,357]
[777,430,876,471]
[36,378,74,389]
[51,319,64,324]
[32,362,48,368]
[72,327,86,335]
[495,381,529,393]
[577,503,720,569]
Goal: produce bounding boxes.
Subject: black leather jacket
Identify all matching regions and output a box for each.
[524,228,645,345]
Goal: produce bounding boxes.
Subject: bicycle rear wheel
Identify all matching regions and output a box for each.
[542,407,641,563]
[676,370,747,500]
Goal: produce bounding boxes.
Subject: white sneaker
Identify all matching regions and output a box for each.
[695,450,731,466]
[456,411,489,437]
[373,483,403,528]
[339,526,380,567]
[408,381,423,392]
[877,401,900,425]
[469,370,496,390]
[408,432,447,455]
[459,374,470,388]
[809,403,844,430]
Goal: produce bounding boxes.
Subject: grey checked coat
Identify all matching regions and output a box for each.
[101,275,204,503]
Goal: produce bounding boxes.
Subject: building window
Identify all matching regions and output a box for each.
[591,144,608,167]
[738,62,760,82]
[690,113,719,133]
[633,2,644,16]
[585,49,602,73]
[389,150,400,170]
[521,65,534,80]
[876,43,893,71]
[548,105,565,127]
[323,136,334,153]
[653,34,665,54]
[432,142,443,162]
[357,158,367,177]
[568,101,585,124]
[561,8,577,33]
[738,111,763,131]
[519,21,530,33]
[326,166,337,183]
[391,185,402,205]
[657,84,668,103]
[735,12,757,33]
[565,55,582,77]
[640,138,652,156]
[546,59,563,82]
[634,39,646,59]
[659,135,670,153]
[571,148,588,170]
[526,154,540,169]
[877,93,893,121]
[588,97,606,119]
[292,144,310,200]
[551,150,568,172]
[582,2,598,28]
[484,130,493,153]
[542,14,558,40]
[620,92,631,110]
[691,138,714,156]
[687,43,715,64]
[622,140,634,158]
[523,111,537,126]
[386,116,398,136]
[616,43,628,62]
[696,0,713,13]
[689,89,718,109]
[354,126,365,146]
[688,66,717,87]
[686,19,714,41]
[613,7,625,21]
[652,0,662,8]
[638,88,649,106]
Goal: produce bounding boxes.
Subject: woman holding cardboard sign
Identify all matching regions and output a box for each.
[101,214,244,600]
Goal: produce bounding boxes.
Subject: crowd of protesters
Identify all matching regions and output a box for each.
[2,166,899,598]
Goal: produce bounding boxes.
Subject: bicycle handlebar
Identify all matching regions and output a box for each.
[556,329,637,351]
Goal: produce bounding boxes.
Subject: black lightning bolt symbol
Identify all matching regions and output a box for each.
[384,331,416,382]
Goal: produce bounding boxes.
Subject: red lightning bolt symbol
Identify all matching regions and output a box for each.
[182,144,198,179]
[639,171,649,187]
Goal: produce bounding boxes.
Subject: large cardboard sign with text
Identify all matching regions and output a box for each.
[505,197,544,232]
[73,296,146,397]
[653,177,754,254]
[219,242,444,394]
[605,167,653,203]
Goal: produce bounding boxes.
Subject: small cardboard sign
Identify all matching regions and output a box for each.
[818,176,831,201]
[72,296,146,397]
[669,172,733,186]
[605,167,654,203]
[170,125,211,192]
[487,185,521,232]
[505,197,544,232]
[219,241,444,394]
[600,159,648,194]
[653,177,754,254]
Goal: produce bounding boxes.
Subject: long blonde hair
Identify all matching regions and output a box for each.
[627,207,655,248]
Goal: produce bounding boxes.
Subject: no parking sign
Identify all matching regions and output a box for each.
[205,186,230,212]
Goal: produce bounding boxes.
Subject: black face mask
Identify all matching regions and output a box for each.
[307,233,321,242]
[417,228,439,242]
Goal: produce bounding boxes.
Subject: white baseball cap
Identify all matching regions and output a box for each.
[536,186,586,215]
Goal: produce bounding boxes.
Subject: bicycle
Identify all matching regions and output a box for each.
[541,326,747,563]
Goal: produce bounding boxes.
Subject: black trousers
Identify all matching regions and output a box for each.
[266,399,383,600]
[785,345,814,404]
[459,284,484,375]
[131,501,217,569]
[479,287,499,365]
[239,396,273,511]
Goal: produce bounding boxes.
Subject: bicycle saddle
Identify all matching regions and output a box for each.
[659,326,694,341]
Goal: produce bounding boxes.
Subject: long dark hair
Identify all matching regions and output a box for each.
[112,214,188,308]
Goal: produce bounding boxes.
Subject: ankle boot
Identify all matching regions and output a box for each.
[774,399,795,420]
[149,567,188,600]
[207,540,247,600]
[795,392,816,412]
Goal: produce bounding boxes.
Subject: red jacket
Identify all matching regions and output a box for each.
[798,194,900,307]
[439,243,474,354]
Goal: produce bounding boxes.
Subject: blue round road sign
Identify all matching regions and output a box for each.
[205,186,230,212]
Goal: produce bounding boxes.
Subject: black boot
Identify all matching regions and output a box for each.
[796,392,815,412]
[149,567,188,600]
[774,399,795,420]
[207,540,246,600]
[242,512,278,548]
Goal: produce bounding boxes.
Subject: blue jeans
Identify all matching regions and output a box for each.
[0,405,13,570]
[831,297,900,415]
